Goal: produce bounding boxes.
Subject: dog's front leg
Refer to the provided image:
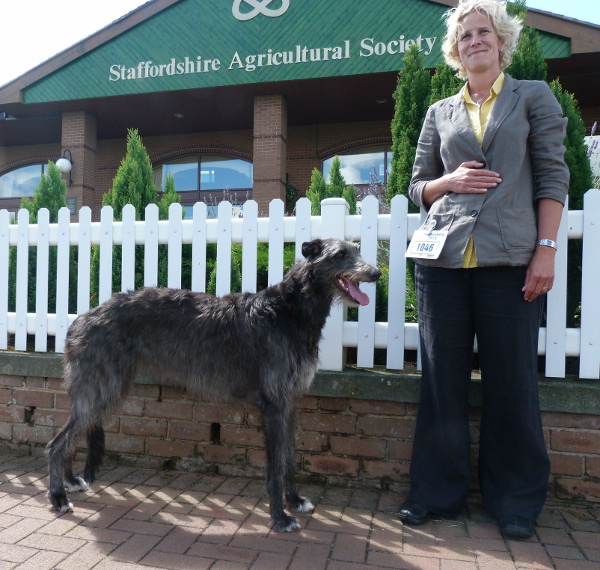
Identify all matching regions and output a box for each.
[259,397,300,532]
[282,405,314,514]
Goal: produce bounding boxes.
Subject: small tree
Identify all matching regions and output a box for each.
[429,60,463,106]
[9,162,77,313]
[306,156,357,215]
[91,129,182,301]
[387,44,432,206]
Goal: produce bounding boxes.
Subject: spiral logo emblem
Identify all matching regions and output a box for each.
[232,0,290,21]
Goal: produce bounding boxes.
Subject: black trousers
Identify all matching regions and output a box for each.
[407,264,550,521]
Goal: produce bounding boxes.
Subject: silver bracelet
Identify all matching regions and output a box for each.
[536,239,557,250]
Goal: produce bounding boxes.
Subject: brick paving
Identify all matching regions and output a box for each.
[1,451,599,569]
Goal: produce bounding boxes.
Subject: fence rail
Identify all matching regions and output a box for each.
[1,192,599,379]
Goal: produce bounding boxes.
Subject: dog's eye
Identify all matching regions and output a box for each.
[335,251,348,259]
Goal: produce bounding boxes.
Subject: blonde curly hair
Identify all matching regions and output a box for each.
[442,0,523,80]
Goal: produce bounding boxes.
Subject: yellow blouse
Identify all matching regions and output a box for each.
[461,72,505,268]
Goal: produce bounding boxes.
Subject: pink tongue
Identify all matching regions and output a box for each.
[347,281,370,306]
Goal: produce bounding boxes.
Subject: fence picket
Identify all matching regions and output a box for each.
[121,204,136,292]
[356,196,379,368]
[0,210,9,349]
[242,200,258,293]
[386,195,409,369]
[55,208,71,352]
[168,203,183,289]
[76,207,92,315]
[144,204,159,288]
[294,198,312,260]
[580,189,600,379]
[216,201,233,296]
[191,202,207,292]
[98,206,114,304]
[34,209,50,352]
[544,199,569,377]
[268,199,285,286]
[15,210,30,351]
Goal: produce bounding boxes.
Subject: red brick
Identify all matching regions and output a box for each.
[13,390,54,408]
[301,412,356,434]
[160,386,186,399]
[549,453,584,476]
[304,455,359,476]
[46,378,65,391]
[319,397,348,412]
[220,426,264,447]
[0,388,13,404]
[551,431,600,454]
[34,409,70,428]
[194,402,245,424]
[358,416,416,438]
[199,444,247,465]
[55,393,71,410]
[0,375,24,387]
[362,459,410,481]
[147,438,195,458]
[300,396,319,410]
[13,424,54,444]
[247,448,267,468]
[348,399,407,415]
[330,435,386,458]
[168,420,212,441]
[295,430,328,452]
[555,477,600,502]
[130,384,160,398]
[389,440,413,461]
[24,376,46,389]
[105,433,145,454]
[585,456,600,478]
[145,400,193,420]
[0,406,26,423]
[121,417,167,437]
[119,398,144,416]
[543,412,600,430]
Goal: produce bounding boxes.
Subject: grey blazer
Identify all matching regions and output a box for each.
[408,74,569,268]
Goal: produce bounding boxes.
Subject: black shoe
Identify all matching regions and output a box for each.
[396,501,431,525]
[498,515,535,539]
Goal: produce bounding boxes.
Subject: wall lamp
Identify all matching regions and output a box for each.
[56,149,73,186]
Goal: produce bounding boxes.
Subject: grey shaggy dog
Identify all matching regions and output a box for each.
[47,238,381,532]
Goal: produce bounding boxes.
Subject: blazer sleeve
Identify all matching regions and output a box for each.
[408,105,445,210]
[527,82,569,204]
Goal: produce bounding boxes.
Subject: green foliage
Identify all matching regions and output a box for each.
[91,129,183,302]
[285,181,299,215]
[9,162,77,313]
[388,45,432,206]
[307,156,357,215]
[506,25,547,80]
[429,61,463,106]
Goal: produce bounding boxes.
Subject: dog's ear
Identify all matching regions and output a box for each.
[302,239,323,260]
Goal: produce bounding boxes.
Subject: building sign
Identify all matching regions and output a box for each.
[22,0,570,104]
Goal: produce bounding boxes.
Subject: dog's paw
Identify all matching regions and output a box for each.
[65,477,89,493]
[272,514,301,533]
[289,496,314,513]
[47,490,74,513]
[58,501,74,513]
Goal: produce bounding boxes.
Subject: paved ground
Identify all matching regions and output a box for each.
[1,451,599,569]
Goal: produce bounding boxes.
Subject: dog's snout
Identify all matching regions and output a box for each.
[369,268,382,281]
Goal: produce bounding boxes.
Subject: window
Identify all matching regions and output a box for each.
[322,145,391,200]
[0,164,47,213]
[153,155,253,218]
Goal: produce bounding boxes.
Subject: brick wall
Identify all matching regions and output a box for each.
[1,369,599,504]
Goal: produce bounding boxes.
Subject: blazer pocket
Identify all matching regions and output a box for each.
[423,211,455,232]
[497,208,537,249]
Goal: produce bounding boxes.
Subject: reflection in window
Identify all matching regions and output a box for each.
[322,146,390,185]
[153,155,252,218]
[0,164,46,199]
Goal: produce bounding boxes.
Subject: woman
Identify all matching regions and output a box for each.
[398,0,569,539]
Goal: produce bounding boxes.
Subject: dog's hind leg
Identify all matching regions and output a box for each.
[82,423,105,486]
[259,397,300,532]
[282,406,314,514]
[47,418,84,512]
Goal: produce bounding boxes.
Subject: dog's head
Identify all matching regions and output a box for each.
[301,239,381,307]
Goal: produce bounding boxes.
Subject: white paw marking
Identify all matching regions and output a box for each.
[59,501,74,513]
[65,477,89,492]
[292,497,314,513]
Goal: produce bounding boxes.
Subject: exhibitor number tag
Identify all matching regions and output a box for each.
[405,227,448,260]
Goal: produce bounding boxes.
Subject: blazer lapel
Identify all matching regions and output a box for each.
[482,74,520,153]
[447,87,486,160]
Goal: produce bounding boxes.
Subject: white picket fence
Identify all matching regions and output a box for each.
[1,192,599,379]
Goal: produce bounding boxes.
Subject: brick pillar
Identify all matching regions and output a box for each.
[61,111,97,221]
[253,94,287,215]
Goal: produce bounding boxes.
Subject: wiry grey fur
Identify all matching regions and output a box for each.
[47,238,381,532]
